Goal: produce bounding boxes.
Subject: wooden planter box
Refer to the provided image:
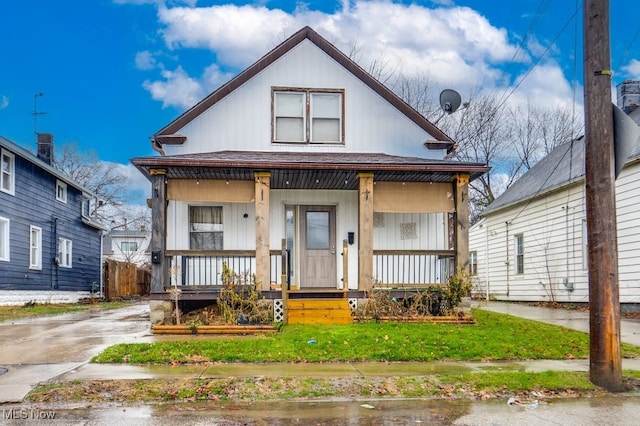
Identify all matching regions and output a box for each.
[152,324,279,335]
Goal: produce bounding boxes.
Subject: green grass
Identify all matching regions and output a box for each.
[93,309,640,364]
[0,301,129,323]
[26,371,608,403]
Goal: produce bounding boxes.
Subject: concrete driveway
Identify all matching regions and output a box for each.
[0,303,153,403]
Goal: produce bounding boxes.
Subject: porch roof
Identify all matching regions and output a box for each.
[132,150,489,190]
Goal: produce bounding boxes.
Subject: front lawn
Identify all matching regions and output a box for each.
[93,309,640,364]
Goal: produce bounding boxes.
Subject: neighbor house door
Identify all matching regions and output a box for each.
[299,205,336,288]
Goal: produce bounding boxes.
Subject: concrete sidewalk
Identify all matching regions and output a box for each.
[2,301,640,404]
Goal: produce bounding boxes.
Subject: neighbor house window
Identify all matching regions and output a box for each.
[469,251,477,275]
[120,241,138,252]
[29,226,42,270]
[514,234,524,274]
[0,216,9,261]
[273,88,343,144]
[56,180,67,203]
[189,206,223,250]
[58,238,72,268]
[1,149,15,195]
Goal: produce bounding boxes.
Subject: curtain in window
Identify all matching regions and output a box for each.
[190,206,223,250]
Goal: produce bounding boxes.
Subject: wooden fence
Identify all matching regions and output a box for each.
[103,260,150,301]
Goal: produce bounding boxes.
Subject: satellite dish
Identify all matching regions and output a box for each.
[439,89,462,114]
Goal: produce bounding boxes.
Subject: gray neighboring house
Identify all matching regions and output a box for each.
[469,80,640,305]
[0,133,106,305]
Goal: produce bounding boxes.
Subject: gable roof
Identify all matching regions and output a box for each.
[0,134,94,196]
[153,26,454,152]
[483,106,640,216]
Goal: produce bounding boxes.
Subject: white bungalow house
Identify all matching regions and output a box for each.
[132,27,489,324]
[469,80,640,305]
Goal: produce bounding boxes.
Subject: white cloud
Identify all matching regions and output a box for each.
[136,0,582,117]
[135,50,158,70]
[622,59,640,79]
[142,66,204,109]
[0,95,8,110]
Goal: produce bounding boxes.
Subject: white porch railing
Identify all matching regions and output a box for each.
[372,250,455,287]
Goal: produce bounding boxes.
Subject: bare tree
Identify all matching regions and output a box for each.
[53,142,149,228]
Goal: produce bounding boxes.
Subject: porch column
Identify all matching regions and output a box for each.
[254,172,271,290]
[454,173,470,272]
[358,172,374,291]
[149,169,167,294]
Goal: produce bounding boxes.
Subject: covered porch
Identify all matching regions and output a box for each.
[133,151,488,323]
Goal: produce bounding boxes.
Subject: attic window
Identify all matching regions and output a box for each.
[273,88,344,144]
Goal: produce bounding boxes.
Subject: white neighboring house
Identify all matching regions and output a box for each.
[469,80,640,304]
[103,225,151,267]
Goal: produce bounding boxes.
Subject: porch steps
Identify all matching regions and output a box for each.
[287,298,353,325]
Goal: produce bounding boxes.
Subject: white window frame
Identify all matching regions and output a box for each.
[29,226,42,270]
[273,88,344,144]
[56,180,68,203]
[58,238,73,268]
[0,216,9,262]
[514,234,524,275]
[1,149,15,195]
[469,250,477,275]
[120,241,138,252]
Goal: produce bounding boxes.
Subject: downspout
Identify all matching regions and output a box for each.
[505,221,510,297]
[485,225,490,301]
[100,231,105,298]
[52,216,59,290]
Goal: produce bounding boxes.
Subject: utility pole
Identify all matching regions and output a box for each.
[583,0,622,391]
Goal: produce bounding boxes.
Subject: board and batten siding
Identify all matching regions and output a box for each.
[163,40,444,159]
[0,154,102,292]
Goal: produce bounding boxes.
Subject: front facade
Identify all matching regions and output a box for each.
[469,90,640,304]
[132,27,488,323]
[0,134,105,305]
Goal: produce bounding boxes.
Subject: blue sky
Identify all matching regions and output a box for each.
[1,0,639,202]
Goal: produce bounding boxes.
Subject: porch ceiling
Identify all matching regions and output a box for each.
[132,151,489,190]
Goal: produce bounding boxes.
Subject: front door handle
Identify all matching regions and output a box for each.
[331,245,336,254]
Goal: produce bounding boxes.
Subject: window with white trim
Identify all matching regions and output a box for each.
[58,238,72,268]
[273,88,343,144]
[0,216,9,262]
[582,219,588,270]
[56,180,67,203]
[1,149,15,195]
[29,226,42,270]
[469,251,477,275]
[514,234,524,275]
[189,206,223,250]
[120,241,138,252]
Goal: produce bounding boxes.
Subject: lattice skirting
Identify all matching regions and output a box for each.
[273,299,284,323]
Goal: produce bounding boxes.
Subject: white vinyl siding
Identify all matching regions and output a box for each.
[0,216,9,261]
[273,88,343,144]
[29,226,42,270]
[58,238,72,268]
[1,149,15,195]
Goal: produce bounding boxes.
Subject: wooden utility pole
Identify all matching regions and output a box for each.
[583,0,622,391]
